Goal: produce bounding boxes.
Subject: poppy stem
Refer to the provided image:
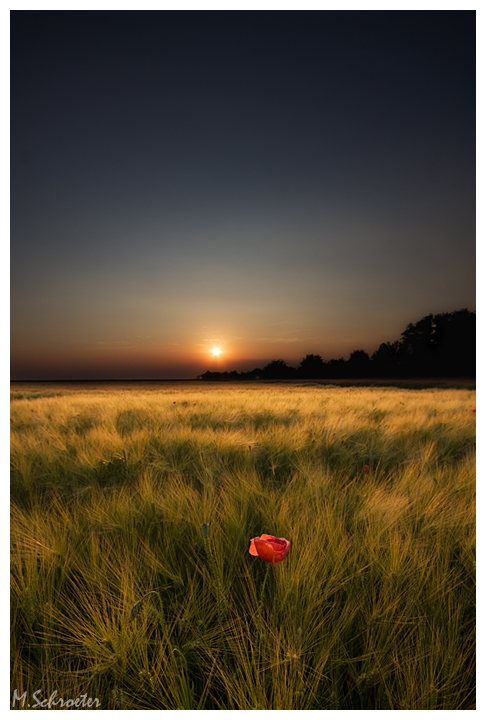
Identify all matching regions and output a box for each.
[256,563,272,650]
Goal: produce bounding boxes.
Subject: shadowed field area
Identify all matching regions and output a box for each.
[10,382,475,709]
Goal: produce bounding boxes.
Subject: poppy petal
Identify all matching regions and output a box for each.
[253,538,276,564]
[248,538,259,556]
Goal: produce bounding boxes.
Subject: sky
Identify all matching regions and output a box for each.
[10,6,476,380]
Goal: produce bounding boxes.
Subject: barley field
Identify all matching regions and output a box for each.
[10,381,476,710]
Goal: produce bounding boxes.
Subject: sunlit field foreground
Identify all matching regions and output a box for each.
[10,381,476,709]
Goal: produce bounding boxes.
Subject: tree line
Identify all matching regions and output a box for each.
[198,309,475,381]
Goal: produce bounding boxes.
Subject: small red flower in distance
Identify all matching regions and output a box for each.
[363,465,370,472]
[249,534,290,567]
[173,401,177,404]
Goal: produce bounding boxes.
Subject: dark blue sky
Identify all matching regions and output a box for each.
[11,9,476,379]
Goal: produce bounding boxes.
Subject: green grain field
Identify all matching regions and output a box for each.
[10,381,476,710]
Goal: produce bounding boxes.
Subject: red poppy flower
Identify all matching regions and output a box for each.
[249,534,290,567]
[363,465,370,472]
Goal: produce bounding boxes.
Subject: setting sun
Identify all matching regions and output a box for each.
[212,347,221,356]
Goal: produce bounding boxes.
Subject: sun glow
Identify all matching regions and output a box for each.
[212,347,221,356]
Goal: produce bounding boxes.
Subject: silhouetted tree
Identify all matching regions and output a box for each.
[298,354,326,378]
[262,359,296,379]
[198,371,218,380]
[431,309,475,376]
[398,309,475,377]
[399,314,437,376]
[372,341,402,377]
[198,370,240,381]
[326,358,346,379]
[347,350,372,378]
[240,368,263,380]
